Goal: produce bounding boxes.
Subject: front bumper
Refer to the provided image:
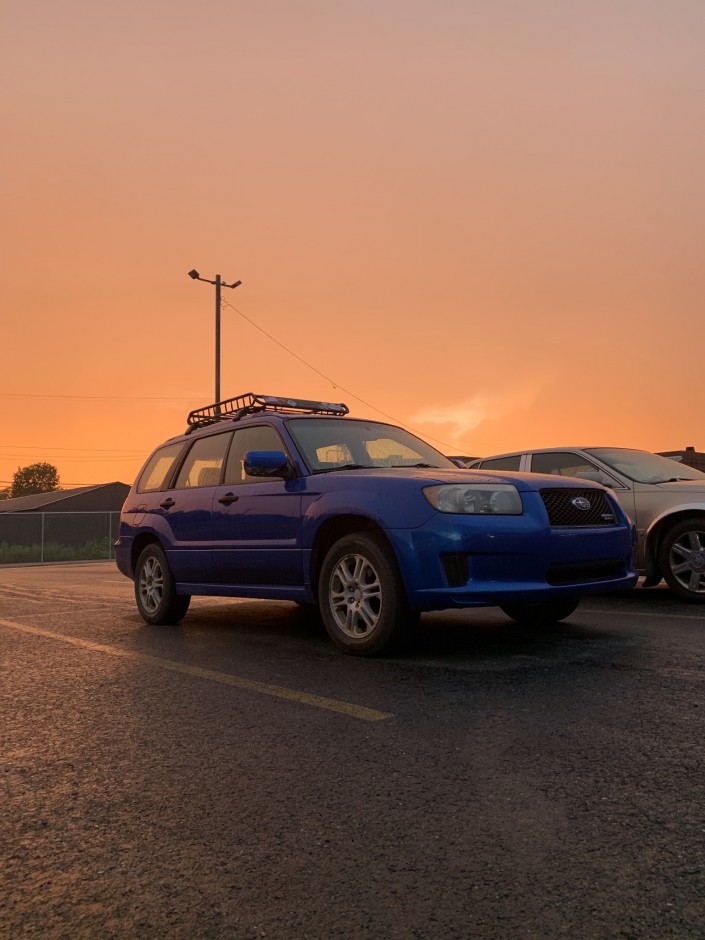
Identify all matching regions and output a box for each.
[389,512,638,612]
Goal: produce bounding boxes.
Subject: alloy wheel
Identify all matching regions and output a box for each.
[329,552,383,639]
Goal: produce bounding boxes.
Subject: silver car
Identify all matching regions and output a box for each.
[469,447,705,603]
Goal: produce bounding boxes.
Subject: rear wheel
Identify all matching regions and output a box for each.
[135,544,191,625]
[318,533,417,656]
[657,518,705,603]
[500,597,580,626]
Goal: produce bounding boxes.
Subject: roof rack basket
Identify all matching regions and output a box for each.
[186,393,349,431]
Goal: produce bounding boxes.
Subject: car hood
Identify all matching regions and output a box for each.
[642,479,705,494]
[333,467,610,493]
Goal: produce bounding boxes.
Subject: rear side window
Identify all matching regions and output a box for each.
[479,456,523,471]
[174,433,232,489]
[137,442,184,493]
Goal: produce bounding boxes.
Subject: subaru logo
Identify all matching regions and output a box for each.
[572,497,591,511]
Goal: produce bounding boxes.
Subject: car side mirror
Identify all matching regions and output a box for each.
[244,450,291,478]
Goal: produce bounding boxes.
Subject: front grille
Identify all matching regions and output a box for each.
[540,488,616,527]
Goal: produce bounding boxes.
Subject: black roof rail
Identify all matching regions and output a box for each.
[186,393,349,432]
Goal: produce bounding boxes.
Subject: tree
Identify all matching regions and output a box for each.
[0,487,10,500]
[10,462,61,497]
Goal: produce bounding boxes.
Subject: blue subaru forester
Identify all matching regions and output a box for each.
[115,393,638,655]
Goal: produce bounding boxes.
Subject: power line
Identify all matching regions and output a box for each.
[0,393,200,401]
[1,303,477,454]
[220,298,477,453]
[0,444,146,453]
[0,456,140,463]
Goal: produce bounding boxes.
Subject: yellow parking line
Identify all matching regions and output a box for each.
[0,619,393,722]
[581,606,705,622]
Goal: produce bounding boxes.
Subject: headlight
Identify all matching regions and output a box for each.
[424,483,523,515]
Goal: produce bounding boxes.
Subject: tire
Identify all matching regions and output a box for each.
[134,544,191,625]
[657,518,705,603]
[500,597,580,627]
[318,533,417,656]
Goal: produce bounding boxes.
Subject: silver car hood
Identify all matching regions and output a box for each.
[644,480,705,495]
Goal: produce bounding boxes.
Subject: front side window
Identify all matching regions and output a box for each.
[137,442,185,493]
[225,425,289,484]
[174,433,231,489]
[531,452,605,482]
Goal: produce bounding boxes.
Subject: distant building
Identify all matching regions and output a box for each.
[0,482,130,513]
[0,482,131,563]
[658,447,705,472]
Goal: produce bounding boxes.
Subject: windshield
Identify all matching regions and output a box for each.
[287,418,455,472]
[585,448,705,484]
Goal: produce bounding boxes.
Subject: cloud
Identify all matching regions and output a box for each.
[410,386,542,440]
[411,397,493,435]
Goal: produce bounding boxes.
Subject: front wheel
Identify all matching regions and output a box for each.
[500,597,580,627]
[318,533,417,656]
[134,544,191,625]
[657,519,705,603]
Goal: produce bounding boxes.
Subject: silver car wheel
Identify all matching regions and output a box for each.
[134,544,191,625]
[329,552,383,639]
[668,529,705,595]
[139,554,165,613]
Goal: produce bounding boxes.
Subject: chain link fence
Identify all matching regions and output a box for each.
[0,512,121,564]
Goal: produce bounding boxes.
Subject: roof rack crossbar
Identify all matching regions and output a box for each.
[186,393,349,431]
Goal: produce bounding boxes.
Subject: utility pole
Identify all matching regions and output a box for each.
[188,269,242,406]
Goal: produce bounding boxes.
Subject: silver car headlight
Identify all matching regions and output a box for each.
[424,483,523,515]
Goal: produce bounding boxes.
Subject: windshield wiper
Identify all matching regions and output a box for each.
[313,462,439,473]
[386,462,437,469]
[312,463,373,473]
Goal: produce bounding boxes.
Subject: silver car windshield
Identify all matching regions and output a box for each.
[287,418,455,472]
[586,448,705,484]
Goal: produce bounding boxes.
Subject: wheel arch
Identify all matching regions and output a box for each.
[131,532,164,575]
[310,515,397,593]
[646,508,705,574]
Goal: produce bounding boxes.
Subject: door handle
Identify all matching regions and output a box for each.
[218,493,239,505]
[159,497,175,509]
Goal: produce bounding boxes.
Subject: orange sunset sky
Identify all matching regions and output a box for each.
[2,1,704,489]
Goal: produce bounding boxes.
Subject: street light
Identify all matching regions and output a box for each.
[188,269,242,406]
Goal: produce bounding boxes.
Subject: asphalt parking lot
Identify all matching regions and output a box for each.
[2,562,704,939]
